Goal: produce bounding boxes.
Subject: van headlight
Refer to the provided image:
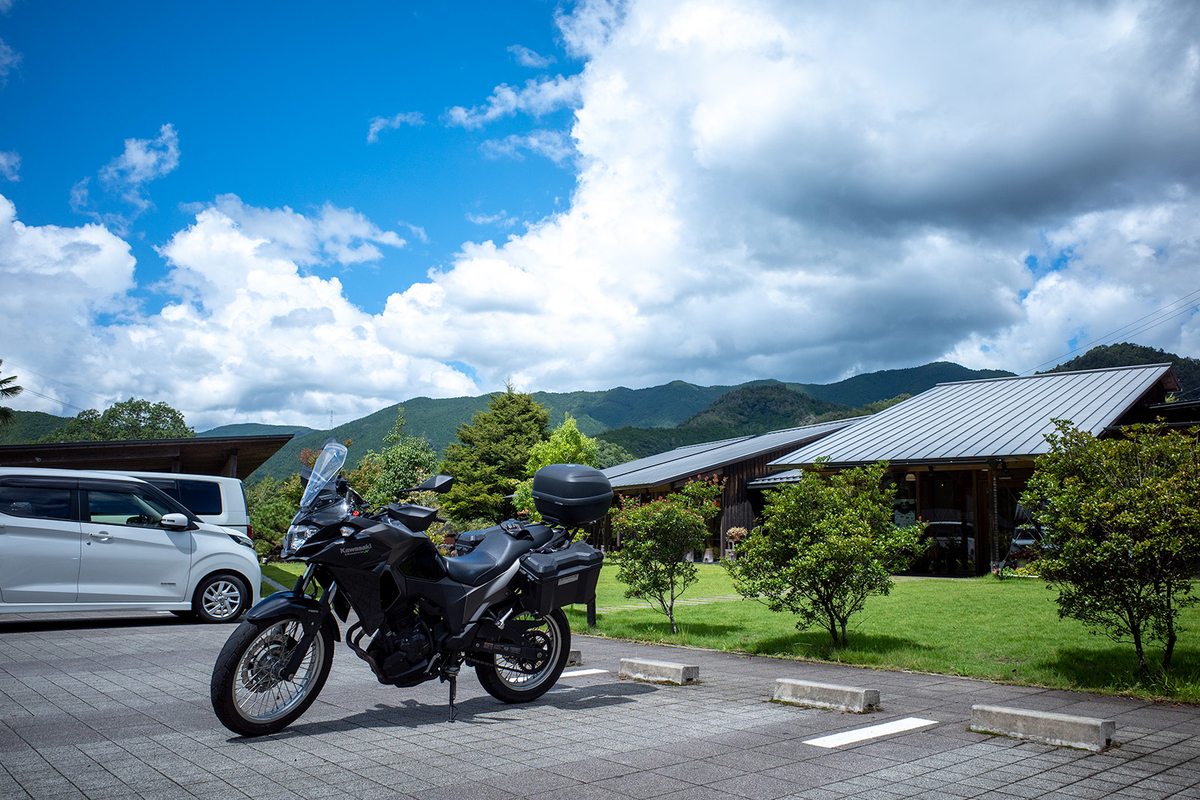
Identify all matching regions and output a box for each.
[227,532,254,549]
[282,524,319,558]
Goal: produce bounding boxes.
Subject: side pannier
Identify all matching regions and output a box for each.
[518,541,604,616]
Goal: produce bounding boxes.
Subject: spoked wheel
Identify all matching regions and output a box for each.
[475,608,570,703]
[210,616,334,736]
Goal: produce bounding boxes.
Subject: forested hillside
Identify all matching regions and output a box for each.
[1042,343,1199,397]
[788,361,1014,407]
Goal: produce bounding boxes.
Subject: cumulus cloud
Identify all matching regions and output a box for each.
[1,192,471,429]
[508,44,556,68]
[0,150,18,181]
[9,0,1200,429]
[382,0,1200,390]
[445,74,581,129]
[480,130,574,163]
[366,111,425,143]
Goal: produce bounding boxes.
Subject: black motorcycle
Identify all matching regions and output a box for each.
[210,441,609,737]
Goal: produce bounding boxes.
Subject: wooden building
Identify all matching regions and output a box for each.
[762,364,1187,575]
[601,418,862,556]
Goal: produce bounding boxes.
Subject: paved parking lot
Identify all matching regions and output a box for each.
[2,611,1198,800]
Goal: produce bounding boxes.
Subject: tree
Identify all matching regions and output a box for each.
[595,439,636,469]
[245,474,304,558]
[440,386,549,524]
[612,492,708,634]
[348,410,439,508]
[1023,421,1200,680]
[728,461,922,646]
[514,414,599,522]
[0,360,22,429]
[39,398,194,442]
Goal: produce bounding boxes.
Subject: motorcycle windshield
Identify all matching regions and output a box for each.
[299,441,348,512]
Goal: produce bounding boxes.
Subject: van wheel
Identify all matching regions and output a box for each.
[193,573,250,623]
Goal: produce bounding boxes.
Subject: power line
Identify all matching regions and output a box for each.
[14,388,90,415]
[1024,286,1200,375]
[0,358,114,415]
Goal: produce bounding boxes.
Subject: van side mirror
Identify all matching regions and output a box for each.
[161,512,190,530]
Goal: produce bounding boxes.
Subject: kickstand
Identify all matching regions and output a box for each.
[440,664,460,723]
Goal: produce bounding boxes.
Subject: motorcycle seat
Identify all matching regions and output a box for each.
[444,525,553,586]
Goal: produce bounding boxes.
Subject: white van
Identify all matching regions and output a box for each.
[0,468,261,622]
[107,471,251,538]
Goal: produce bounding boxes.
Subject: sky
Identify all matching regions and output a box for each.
[1,0,1199,431]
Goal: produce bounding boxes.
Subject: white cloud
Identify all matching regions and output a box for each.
[8,0,1200,430]
[381,0,1200,391]
[0,38,18,85]
[465,210,519,228]
[99,123,180,207]
[480,130,574,164]
[366,111,425,143]
[0,192,471,429]
[72,124,181,233]
[445,74,581,129]
[508,44,556,68]
[398,220,429,243]
[0,150,18,181]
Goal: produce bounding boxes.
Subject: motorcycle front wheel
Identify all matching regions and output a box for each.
[476,607,570,704]
[210,616,334,737]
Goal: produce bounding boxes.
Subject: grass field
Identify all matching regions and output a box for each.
[260,560,1200,702]
[564,564,1200,703]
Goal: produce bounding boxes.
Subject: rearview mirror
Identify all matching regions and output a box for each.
[160,512,190,530]
[411,474,455,494]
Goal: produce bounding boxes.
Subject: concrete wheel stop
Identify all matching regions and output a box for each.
[618,658,699,685]
[773,678,880,712]
[970,704,1115,751]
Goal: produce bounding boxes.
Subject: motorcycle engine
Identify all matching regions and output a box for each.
[368,613,433,687]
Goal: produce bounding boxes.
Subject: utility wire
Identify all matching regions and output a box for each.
[0,358,112,408]
[1024,286,1200,375]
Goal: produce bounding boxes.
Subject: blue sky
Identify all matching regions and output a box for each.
[2,0,1199,430]
[2,0,576,313]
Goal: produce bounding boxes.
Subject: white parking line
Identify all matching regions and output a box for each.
[561,668,608,677]
[803,717,938,749]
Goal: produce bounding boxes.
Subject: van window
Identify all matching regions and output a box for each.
[87,490,173,527]
[177,480,223,516]
[0,486,72,520]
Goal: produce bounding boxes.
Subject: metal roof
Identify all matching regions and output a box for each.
[603,417,865,490]
[771,364,1177,468]
[747,469,802,488]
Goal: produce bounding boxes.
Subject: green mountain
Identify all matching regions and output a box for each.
[789,361,1014,408]
[0,409,71,445]
[598,384,865,458]
[198,423,314,438]
[248,382,746,483]
[0,359,1060,479]
[598,383,844,457]
[1041,343,1199,397]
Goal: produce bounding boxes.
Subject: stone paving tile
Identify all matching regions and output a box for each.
[2,617,1200,800]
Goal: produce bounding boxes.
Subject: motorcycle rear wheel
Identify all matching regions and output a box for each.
[475,608,570,703]
[210,616,334,737]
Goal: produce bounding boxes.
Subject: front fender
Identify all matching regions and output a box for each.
[246,591,341,641]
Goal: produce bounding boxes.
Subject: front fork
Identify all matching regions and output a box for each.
[282,564,337,679]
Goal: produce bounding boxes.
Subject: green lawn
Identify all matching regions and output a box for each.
[564,564,1200,703]
[259,559,1200,702]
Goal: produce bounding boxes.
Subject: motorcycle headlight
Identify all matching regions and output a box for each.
[282,524,319,558]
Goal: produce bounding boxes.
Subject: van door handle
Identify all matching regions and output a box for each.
[88,531,113,542]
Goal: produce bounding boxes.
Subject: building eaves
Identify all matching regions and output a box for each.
[605,417,865,490]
